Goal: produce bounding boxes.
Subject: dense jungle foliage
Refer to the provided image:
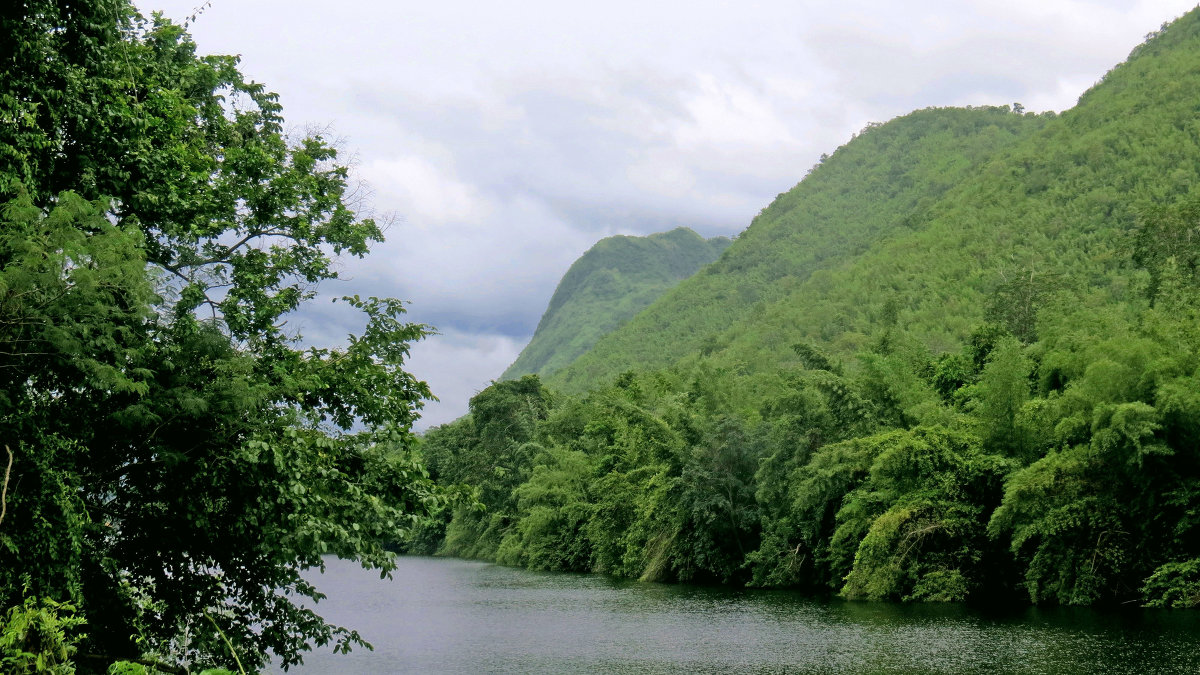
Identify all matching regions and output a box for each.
[417,9,1200,609]
[0,2,442,673]
[501,228,730,380]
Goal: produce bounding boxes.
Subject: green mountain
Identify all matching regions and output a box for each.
[548,106,1049,393]
[548,13,1200,395]
[419,10,1200,607]
[501,227,731,379]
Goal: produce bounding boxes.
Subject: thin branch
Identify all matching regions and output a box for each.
[153,260,196,286]
[0,445,11,527]
[205,611,248,675]
[896,519,944,563]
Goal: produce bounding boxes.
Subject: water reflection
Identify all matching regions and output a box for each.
[274,557,1200,674]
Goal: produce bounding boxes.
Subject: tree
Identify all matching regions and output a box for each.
[1,1,379,346]
[434,376,552,560]
[672,414,762,583]
[985,269,1058,344]
[0,2,441,672]
[1130,197,1200,297]
[966,336,1034,459]
[836,427,1012,602]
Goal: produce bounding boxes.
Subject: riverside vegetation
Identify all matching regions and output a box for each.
[0,2,449,673]
[416,9,1200,611]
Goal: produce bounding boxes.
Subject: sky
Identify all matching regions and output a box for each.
[141,0,1197,429]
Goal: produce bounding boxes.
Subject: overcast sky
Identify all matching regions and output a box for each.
[142,0,1195,429]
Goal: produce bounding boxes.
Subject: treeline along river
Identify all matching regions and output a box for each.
[278,556,1200,673]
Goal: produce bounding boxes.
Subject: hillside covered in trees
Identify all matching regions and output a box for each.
[502,227,730,380]
[417,9,1200,609]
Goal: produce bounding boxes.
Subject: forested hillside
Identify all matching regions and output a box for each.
[502,227,730,379]
[417,9,1200,609]
[551,10,1200,394]
[548,106,1048,392]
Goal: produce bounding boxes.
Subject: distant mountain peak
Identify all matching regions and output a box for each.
[501,227,731,380]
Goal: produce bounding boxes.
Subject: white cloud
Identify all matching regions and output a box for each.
[360,155,488,224]
[674,74,800,150]
[405,328,524,431]
[626,151,697,200]
[356,192,595,334]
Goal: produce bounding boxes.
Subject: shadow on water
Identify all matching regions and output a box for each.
[272,556,1200,674]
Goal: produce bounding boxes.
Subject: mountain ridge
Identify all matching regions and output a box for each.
[501,226,731,380]
[548,105,1051,392]
[547,10,1200,392]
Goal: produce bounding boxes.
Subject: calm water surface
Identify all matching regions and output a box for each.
[277,556,1200,673]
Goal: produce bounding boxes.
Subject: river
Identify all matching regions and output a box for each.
[274,556,1200,673]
